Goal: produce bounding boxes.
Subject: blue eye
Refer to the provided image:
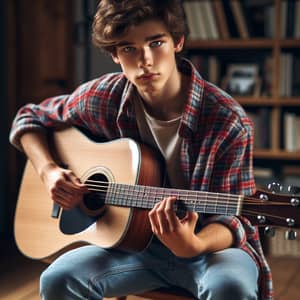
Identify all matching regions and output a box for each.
[122,46,136,53]
[150,40,163,47]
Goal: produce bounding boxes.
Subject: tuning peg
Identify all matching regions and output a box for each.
[285,229,297,240]
[288,185,300,195]
[267,182,283,194]
[286,218,295,227]
[264,226,275,238]
[257,215,266,224]
[290,198,300,207]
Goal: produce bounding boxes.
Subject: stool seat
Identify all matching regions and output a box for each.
[116,286,196,300]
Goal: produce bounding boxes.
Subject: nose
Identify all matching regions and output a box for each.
[138,47,153,68]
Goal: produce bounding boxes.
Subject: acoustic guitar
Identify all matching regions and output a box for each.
[14,127,300,260]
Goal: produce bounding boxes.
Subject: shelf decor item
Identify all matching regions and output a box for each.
[222,64,261,97]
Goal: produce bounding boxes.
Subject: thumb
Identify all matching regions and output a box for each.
[65,171,87,190]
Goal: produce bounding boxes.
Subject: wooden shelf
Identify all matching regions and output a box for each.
[186,39,300,50]
[186,38,275,49]
[237,97,300,107]
[184,0,300,164]
[279,39,300,48]
[254,150,300,160]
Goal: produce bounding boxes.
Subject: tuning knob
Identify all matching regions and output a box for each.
[257,215,266,224]
[290,198,300,207]
[264,226,275,237]
[267,182,283,194]
[286,218,295,227]
[288,185,300,195]
[285,230,297,240]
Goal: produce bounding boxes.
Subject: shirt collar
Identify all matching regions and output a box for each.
[117,57,205,137]
[178,58,205,137]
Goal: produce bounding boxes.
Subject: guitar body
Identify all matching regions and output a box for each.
[14,128,162,260]
[15,128,300,260]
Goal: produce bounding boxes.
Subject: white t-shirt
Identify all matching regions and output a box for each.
[134,97,187,189]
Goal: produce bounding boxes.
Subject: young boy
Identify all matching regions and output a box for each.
[10,1,272,299]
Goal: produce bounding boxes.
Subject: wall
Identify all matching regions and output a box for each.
[73,0,120,85]
[0,0,9,236]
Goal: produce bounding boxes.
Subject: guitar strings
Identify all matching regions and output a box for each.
[83,179,293,223]
[83,179,289,208]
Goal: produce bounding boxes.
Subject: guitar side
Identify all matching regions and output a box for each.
[14,128,162,260]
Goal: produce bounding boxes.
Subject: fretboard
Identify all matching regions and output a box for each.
[105,183,243,216]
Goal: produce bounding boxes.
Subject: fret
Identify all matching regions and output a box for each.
[137,185,143,208]
[132,185,138,208]
[102,182,241,217]
[140,185,149,209]
[225,192,229,215]
[203,191,208,213]
[153,187,160,208]
[187,191,194,212]
[111,183,119,205]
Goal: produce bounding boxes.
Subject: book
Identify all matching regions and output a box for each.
[292,55,300,96]
[295,0,300,38]
[221,0,240,38]
[197,1,214,39]
[202,0,219,40]
[212,0,230,39]
[243,0,275,38]
[229,0,250,39]
[286,0,296,38]
[284,112,297,152]
[183,1,199,40]
[247,108,271,150]
[264,4,275,38]
[191,1,209,39]
[280,1,287,39]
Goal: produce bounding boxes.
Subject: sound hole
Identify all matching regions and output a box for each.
[83,173,108,212]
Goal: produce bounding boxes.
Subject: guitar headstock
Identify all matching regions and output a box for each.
[243,183,300,239]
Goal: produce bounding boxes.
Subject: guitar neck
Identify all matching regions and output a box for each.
[105,183,243,216]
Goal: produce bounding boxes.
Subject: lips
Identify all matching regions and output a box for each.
[137,72,159,80]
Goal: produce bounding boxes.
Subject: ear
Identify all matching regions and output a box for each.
[174,36,185,53]
[111,53,120,64]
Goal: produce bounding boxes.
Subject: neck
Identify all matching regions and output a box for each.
[139,71,189,121]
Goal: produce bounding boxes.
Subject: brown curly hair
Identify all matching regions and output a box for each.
[92,0,188,53]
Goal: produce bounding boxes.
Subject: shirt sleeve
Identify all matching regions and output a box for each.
[9,76,120,151]
[202,117,256,248]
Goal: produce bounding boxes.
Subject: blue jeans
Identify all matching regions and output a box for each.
[40,238,258,300]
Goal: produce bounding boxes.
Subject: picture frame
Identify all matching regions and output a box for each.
[222,64,261,97]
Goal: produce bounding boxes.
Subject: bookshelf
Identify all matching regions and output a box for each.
[183,0,300,256]
[184,0,300,163]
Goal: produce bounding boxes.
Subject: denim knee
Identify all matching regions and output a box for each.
[199,273,257,300]
[40,267,68,299]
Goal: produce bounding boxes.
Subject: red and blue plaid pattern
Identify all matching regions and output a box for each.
[10,58,273,299]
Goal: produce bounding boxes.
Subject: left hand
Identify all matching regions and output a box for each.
[148,196,201,257]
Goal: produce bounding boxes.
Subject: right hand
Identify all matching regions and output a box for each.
[40,162,88,210]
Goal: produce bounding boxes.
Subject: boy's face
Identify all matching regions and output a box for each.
[111,19,184,97]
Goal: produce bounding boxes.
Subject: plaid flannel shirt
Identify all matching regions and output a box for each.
[10,58,273,299]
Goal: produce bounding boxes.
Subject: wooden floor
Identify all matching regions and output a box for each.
[0,243,299,300]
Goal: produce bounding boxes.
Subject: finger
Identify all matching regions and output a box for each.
[148,202,161,234]
[182,211,199,227]
[164,197,180,231]
[64,171,88,191]
[54,195,72,210]
[69,173,86,188]
[52,182,83,207]
[57,179,87,201]
[52,187,72,205]
[155,200,170,234]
